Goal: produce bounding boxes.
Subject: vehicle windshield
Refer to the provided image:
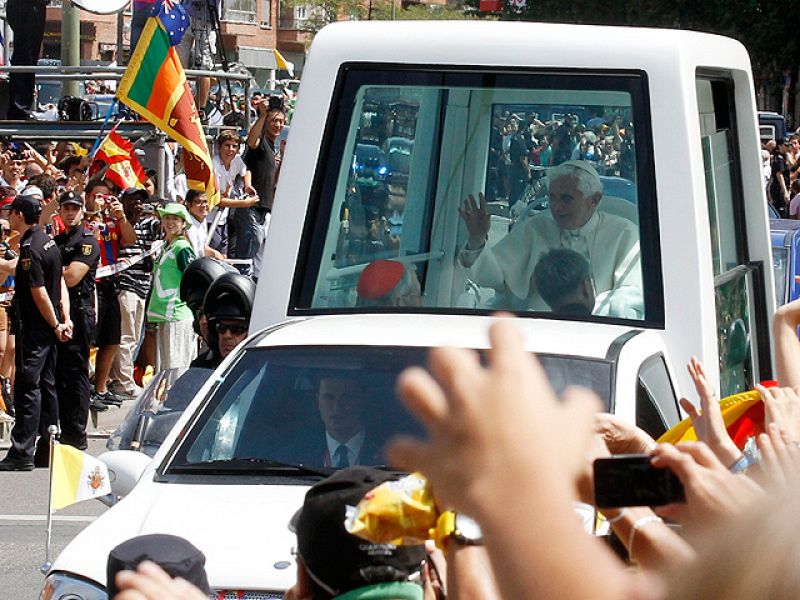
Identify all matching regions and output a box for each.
[293,67,662,326]
[168,346,612,475]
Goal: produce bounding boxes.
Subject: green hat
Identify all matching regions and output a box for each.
[157,202,192,227]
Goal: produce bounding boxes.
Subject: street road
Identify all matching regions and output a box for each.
[0,404,131,599]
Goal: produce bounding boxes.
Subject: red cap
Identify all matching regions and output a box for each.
[357,260,404,300]
[0,196,15,209]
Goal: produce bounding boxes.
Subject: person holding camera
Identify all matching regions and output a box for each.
[112,188,161,400]
[84,179,137,409]
[240,96,286,260]
[53,190,100,448]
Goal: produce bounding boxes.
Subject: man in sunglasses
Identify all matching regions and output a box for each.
[195,272,255,368]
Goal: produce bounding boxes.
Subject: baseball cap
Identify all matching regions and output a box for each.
[58,190,84,206]
[19,185,43,202]
[9,194,41,218]
[121,187,149,202]
[357,260,405,300]
[780,136,792,146]
[0,196,15,209]
[291,467,426,596]
[106,534,212,598]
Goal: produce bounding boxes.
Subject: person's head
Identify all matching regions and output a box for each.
[215,130,242,165]
[24,162,43,180]
[58,190,85,230]
[9,193,42,229]
[85,178,112,213]
[157,202,192,240]
[766,139,777,153]
[58,155,84,179]
[106,534,211,598]
[779,137,791,154]
[120,188,149,223]
[185,189,209,221]
[2,155,22,183]
[181,257,238,341]
[356,260,422,308]
[533,248,595,314]
[203,272,255,359]
[790,135,800,153]
[289,467,426,600]
[0,218,10,242]
[29,174,58,204]
[547,160,603,230]
[265,108,286,142]
[143,169,157,197]
[317,375,366,442]
[792,179,800,196]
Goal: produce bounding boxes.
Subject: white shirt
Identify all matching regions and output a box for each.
[186,214,208,258]
[463,210,643,318]
[325,430,365,467]
[213,154,247,198]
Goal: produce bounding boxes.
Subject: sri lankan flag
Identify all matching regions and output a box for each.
[116,1,219,205]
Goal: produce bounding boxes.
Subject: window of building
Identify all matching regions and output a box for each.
[291,67,663,326]
[223,0,256,22]
[259,0,271,26]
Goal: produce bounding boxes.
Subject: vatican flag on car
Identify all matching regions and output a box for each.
[51,444,112,511]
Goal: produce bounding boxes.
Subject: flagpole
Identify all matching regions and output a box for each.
[40,425,60,574]
[90,99,120,157]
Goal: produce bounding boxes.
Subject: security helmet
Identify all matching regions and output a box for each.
[180,257,237,313]
[204,272,256,323]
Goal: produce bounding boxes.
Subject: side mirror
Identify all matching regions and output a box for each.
[99,450,153,499]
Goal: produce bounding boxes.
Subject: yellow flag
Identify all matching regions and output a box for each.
[51,445,111,511]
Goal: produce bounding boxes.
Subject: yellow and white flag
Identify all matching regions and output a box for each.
[51,444,112,511]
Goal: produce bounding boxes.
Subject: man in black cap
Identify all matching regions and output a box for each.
[54,190,101,444]
[0,193,69,470]
[287,466,427,600]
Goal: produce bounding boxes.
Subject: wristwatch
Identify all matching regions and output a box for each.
[434,511,483,548]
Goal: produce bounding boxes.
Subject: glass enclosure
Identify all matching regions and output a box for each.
[292,67,662,325]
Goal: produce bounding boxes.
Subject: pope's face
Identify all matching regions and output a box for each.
[549,175,600,230]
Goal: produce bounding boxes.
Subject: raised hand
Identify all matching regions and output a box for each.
[678,357,741,467]
[458,193,491,250]
[758,384,800,442]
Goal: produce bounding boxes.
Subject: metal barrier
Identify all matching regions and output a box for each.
[0,64,254,198]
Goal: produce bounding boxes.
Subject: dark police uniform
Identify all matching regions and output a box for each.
[6,224,62,463]
[54,224,99,449]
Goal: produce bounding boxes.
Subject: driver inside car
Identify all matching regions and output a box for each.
[458,160,643,318]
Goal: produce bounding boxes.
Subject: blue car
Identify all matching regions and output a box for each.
[771,217,800,305]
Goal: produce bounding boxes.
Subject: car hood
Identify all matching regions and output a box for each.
[50,479,308,592]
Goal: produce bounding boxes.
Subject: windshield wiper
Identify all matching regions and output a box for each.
[173,458,335,477]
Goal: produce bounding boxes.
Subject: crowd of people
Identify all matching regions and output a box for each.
[766,133,800,218]
[0,91,286,471]
[487,111,635,206]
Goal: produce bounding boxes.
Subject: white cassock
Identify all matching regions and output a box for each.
[461,209,643,318]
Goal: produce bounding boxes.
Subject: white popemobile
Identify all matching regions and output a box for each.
[44,20,777,599]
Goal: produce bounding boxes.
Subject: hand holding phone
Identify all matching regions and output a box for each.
[594,454,685,508]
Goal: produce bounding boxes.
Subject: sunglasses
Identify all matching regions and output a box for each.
[215,322,248,335]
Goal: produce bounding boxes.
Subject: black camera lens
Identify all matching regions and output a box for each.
[268,95,284,111]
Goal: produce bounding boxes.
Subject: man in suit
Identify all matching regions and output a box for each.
[317,375,381,468]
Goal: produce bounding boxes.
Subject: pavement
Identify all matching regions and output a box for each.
[0,397,136,599]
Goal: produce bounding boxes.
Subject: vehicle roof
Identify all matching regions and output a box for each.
[249,314,639,360]
[308,21,750,72]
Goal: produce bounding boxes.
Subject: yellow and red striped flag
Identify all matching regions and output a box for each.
[90,124,147,191]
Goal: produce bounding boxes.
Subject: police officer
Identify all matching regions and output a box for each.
[54,191,101,448]
[0,193,68,471]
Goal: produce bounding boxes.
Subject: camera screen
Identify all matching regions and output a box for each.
[594,456,685,508]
